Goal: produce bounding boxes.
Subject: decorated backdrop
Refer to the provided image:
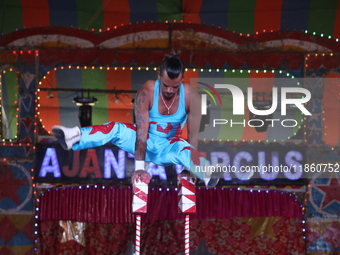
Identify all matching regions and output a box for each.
[0,1,339,254]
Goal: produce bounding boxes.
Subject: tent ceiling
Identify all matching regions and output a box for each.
[1,23,339,69]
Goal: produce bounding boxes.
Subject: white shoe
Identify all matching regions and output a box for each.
[199,158,222,188]
[203,169,222,188]
[203,166,222,188]
[52,126,81,150]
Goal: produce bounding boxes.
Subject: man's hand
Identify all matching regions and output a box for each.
[177,169,197,184]
[131,170,151,184]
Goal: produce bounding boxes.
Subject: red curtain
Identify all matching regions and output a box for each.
[35,186,305,254]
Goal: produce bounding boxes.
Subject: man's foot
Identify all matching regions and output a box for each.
[203,169,222,188]
[52,125,81,150]
[201,159,223,188]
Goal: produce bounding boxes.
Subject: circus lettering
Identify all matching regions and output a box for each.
[39,148,61,178]
[35,143,306,185]
[209,150,304,181]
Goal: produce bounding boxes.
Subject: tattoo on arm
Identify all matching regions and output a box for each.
[134,89,148,160]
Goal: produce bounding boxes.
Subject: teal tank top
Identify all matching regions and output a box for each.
[148,80,188,138]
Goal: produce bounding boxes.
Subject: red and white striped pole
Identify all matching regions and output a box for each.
[184,214,190,253]
[132,179,149,255]
[135,214,142,254]
[178,177,196,255]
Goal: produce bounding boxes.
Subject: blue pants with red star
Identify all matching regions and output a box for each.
[71,121,208,179]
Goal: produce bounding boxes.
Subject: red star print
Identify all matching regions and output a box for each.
[89,121,115,135]
[0,165,28,204]
[157,123,173,134]
[167,137,184,144]
[21,116,33,132]
[315,174,340,209]
[124,123,136,131]
[173,124,183,137]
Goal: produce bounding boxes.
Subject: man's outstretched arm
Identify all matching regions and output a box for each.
[187,84,202,149]
[177,83,202,183]
[132,83,152,183]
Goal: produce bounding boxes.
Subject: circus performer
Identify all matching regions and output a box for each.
[52,52,221,187]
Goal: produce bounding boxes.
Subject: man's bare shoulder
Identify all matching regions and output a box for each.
[140,80,156,93]
[136,80,156,108]
[183,82,200,112]
[183,82,199,97]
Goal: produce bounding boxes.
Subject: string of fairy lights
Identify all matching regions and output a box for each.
[0,50,339,147]
[36,65,306,143]
[58,19,340,42]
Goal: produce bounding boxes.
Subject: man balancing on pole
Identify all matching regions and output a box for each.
[52,51,221,187]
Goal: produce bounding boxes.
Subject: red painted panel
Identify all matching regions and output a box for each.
[21,0,50,28]
[182,0,202,24]
[322,72,340,146]
[106,69,133,124]
[254,0,283,33]
[102,0,130,29]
